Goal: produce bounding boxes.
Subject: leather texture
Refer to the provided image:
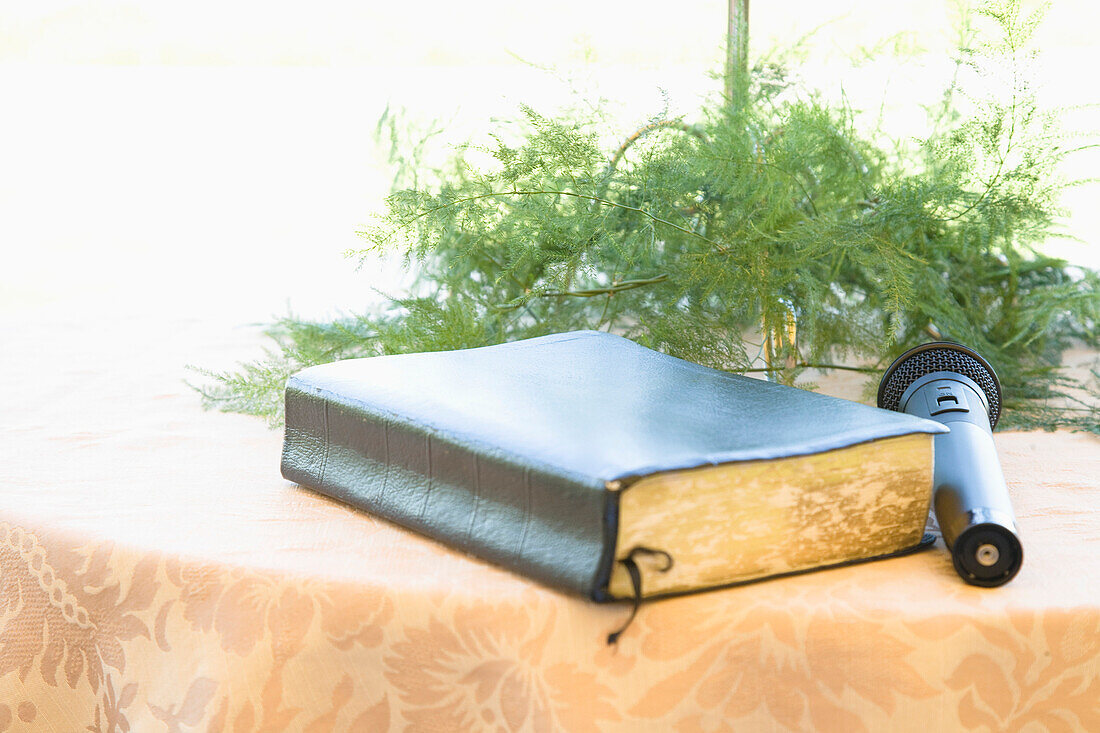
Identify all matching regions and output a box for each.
[281,330,946,600]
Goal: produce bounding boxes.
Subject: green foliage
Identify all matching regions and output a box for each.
[196,0,1099,431]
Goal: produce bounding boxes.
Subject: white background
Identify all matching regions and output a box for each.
[2,0,1097,327]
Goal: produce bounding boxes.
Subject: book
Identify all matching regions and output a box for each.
[281,330,946,602]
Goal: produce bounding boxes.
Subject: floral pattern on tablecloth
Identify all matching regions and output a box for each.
[2,515,1099,732]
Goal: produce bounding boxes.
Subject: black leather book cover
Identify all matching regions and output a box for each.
[281,330,945,600]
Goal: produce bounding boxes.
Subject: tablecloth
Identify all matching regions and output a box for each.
[1,307,1098,732]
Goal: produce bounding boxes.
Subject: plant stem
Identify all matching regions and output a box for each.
[602,119,707,183]
[739,362,880,374]
[492,274,669,310]
[726,0,750,110]
[542,274,669,298]
[391,190,725,250]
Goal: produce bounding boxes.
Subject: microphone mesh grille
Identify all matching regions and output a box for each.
[878,345,1001,427]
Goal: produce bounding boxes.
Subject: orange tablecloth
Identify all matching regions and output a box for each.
[2,308,1099,731]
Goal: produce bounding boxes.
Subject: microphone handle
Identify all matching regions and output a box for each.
[900,372,1023,586]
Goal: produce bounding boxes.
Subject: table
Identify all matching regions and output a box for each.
[2,306,1099,731]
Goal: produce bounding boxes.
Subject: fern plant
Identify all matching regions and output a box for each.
[193,0,1099,431]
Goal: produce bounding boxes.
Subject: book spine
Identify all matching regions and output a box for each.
[281,377,617,600]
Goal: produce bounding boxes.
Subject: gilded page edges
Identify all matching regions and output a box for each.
[608,433,934,599]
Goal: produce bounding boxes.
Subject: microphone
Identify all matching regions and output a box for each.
[877,342,1022,587]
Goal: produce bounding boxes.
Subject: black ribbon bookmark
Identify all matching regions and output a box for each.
[607,547,674,645]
